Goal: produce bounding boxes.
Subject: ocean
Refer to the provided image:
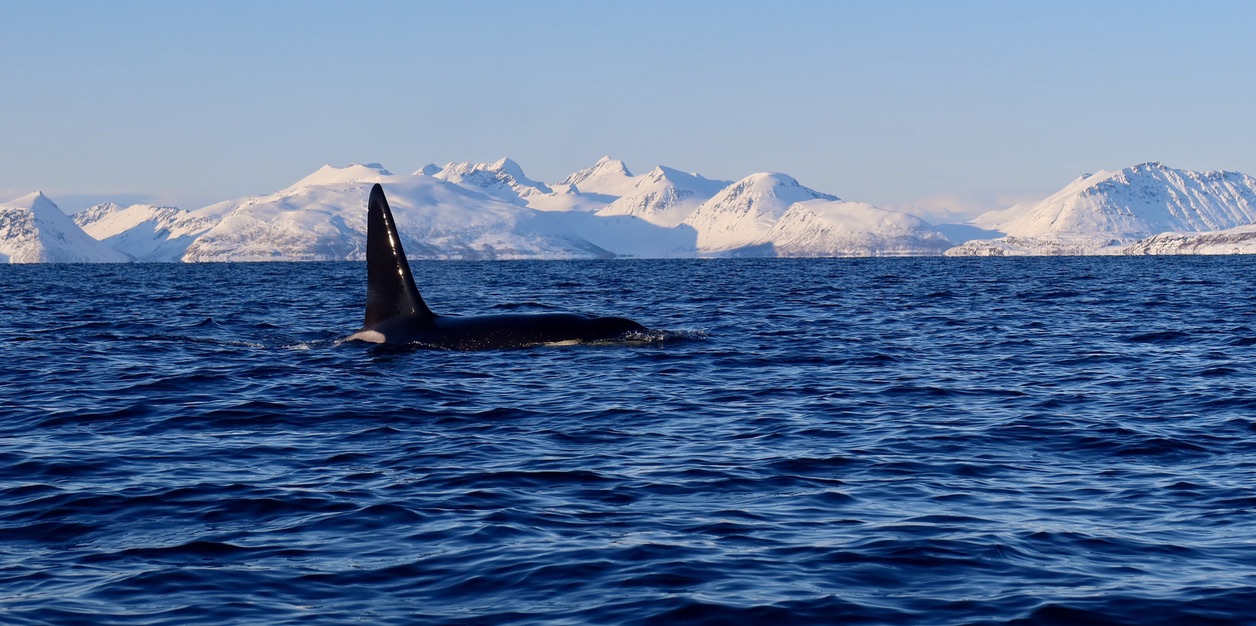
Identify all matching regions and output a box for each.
[2,257,1254,625]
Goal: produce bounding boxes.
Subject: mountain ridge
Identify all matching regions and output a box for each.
[955,161,1256,255]
[685,172,840,252]
[0,192,130,263]
[11,159,1256,262]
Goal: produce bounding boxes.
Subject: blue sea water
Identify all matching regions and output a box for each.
[2,257,1255,625]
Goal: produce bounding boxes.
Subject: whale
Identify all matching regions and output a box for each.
[345,183,645,349]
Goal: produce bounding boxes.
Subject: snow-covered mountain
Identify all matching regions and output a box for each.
[595,166,731,227]
[754,200,952,257]
[523,211,698,258]
[284,163,393,190]
[431,158,552,206]
[559,156,637,197]
[39,157,1256,262]
[168,159,938,260]
[0,192,129,263]
[955,162,1256,255]
[684,173,838,252]
[74,202,218,262]
[181,165,607,262]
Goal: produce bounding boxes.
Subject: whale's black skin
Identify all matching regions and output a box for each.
[345,183,644,349]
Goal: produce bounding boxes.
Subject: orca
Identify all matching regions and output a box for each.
[345,183,645,349]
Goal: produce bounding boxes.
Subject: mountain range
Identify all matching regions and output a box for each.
[0,192,129,263]
[947,162,1256,256]
[7,159,1256,263]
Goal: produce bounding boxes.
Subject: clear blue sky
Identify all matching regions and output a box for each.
[3,0,1255,214]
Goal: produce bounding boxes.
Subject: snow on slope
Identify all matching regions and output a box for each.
[430,157,632,213]
[182,166,607,262]
[432,158,552,205]
[0,192,130,263]
[1120,224,1256,255]
[972,162,1256,242]
[559,157,638,197]
[523,211,696,258]
[284,163,392,190]
[523,183,615,213]
[48,157,1243,261]
[68,160,389,261]
[684,173,838,252]
[596,166,731,227]
[755,200,952,257]
[75,203,218,262]
[944,237,1120,257]
[523,156,636,213]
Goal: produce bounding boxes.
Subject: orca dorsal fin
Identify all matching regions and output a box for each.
[363,183,436,328]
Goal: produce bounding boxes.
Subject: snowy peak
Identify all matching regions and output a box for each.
[640,165,726,193]
[75,203,206,239]
[433,157,552,204]
[559,157,636,196]
[732,172,824,193]
[595,165,732,227]
[0,192,129,263]
[1083,162,1256,204]
[49,155,1256,261]
[286,163,393,190]
[1,192,74,229]
[180,175,603,262]
[73,202,218,262]
[487,157,531,182]
[591,155,632,174]
[973,162,1256,241]
[74,202,126,229]
[564,156,632,180]
[685,173,840,251]
[4,191,61,215]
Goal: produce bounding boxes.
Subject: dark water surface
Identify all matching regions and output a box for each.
[2,257,1255,625]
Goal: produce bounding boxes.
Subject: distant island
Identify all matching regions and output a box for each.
[4,158,1256,263]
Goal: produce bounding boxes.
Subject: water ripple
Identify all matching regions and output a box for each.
[2,258,1256,625]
